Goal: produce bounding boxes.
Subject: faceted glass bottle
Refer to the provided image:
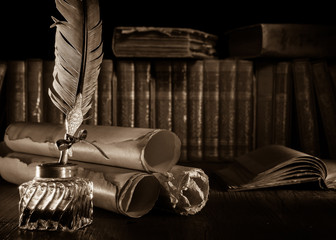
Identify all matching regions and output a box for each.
[18,163,93,231]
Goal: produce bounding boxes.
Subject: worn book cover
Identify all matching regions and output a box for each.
[312,60,336,159]
[112,26,218,58]
[218,59,237,161]
[187,60,203,161]
[0,62,7,140]
[272,61,293,146]
[26,58,44,123]
[203,59,219,161]
[116,60,135,127]
[254,61,275,149]
[153,60,172,131]
[134,60,152,128]
[292,59,320,157]
[6,60,27,124]
[42,60,64,124]
[172,60,188,162]
[235,60,254,157]
[98,59,113,126]
[227,24,336,59]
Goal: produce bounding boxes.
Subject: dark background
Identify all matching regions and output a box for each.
[0,0,336,60]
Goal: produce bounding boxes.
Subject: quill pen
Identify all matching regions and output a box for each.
[48,0,104,164]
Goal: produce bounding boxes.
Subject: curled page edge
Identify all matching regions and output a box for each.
[0,152,160,218]
[155,165,210,215]
[4,122,181,173]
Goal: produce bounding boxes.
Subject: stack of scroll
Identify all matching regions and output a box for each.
[0,122,209,218]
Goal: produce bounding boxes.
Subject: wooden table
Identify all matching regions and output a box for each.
[1,164,336,240]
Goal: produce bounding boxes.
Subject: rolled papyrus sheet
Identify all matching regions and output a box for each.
[154,165,210,215]
[0,152,161,218]
[4,122,181,173]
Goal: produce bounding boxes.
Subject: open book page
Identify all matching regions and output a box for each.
[323,159,336,189]
[216,145,327,190]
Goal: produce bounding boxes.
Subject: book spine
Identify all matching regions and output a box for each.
[0,62,7,139]
[98,59,113,126]
[150,69,156,129]
[235,60,254,157]
[6,60,27,124]
[218,59,237,161]
[134,61,151,128]
[42,60,64,124]
[187,60,203,161]
[116,60,135,127]
[255,61,275,148]
[153,60,172,131]
[172,60,188,162]
[272,61,293,146]
[112,70,118,126]
[292,59,320,156]
[203,59,219,161]
[327,61,336,92]
[0,62,7,93]
[26,58,44,123]
[312,60,336,159]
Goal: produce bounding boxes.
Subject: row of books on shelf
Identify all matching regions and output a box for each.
[1,57,336,161]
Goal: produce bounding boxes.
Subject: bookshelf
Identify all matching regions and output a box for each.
[1,1,336,161]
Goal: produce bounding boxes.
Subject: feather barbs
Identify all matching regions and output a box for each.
[48,0,103,126]
[48,0,104,164]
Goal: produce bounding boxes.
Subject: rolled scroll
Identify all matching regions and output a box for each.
[4,122,181,173]
[154,165,209,215]
[0,152,160,218]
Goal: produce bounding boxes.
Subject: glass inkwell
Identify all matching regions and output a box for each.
[18,148,93,231]
[17,0,105,230]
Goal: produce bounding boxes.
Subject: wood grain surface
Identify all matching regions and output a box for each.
[1,163,336,240]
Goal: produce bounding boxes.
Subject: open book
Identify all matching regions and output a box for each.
[216,145,336,191]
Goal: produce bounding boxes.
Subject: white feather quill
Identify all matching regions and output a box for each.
[49,0,104,164]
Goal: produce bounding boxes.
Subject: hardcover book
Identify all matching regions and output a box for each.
[235,60,254,157]
[172,60,188,162]
[26,58,44,123]
[187,60,203,161]
[98,59,113,126]
[116,60,135,127]
[218,59,237,161]
[203,59,219,161]
[153,60,172,131]
[216,144,336,191]
[227,24,336,59]
[0,62,7,139]
[0,62,6,91]
[292,59,320,156]
[6,60,27,124]
[254,61,275,148]
[272,61,293,146]
[112,26,218,58]
[312,60,336,159]
[42,60,64,124]
[134,60,152,128]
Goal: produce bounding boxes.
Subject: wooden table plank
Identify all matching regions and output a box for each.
[2,174,336,240]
